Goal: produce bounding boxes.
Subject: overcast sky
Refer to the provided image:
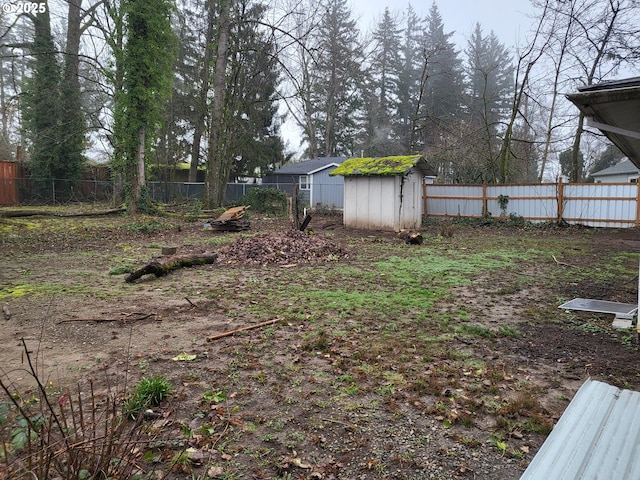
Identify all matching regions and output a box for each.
[352,0,534,51]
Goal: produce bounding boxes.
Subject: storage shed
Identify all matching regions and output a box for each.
[330,155,436,231]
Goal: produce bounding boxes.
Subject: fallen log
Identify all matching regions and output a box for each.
[57,313,158,324]
[207,318,282,342]
[0,207,126,218]
[125,252,217,283]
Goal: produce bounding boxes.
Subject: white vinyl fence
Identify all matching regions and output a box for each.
[423,180,640,228]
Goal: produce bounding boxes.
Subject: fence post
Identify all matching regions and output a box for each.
[557,177,564,223]
[636,181,640,228]
[422,178,427,220]
[482,182,487,217]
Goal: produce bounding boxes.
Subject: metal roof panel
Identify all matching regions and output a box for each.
[521,379,640,479]
[566,80,640,167]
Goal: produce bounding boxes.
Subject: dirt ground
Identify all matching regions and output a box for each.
[1,211,640,479]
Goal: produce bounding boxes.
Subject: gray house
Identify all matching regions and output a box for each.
[590,158,639,183]
[265,156,347,209]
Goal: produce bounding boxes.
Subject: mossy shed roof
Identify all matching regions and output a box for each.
[329,155,436,177]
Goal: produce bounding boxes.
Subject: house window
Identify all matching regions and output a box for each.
[299,175,310,190]
[631,178,638,184]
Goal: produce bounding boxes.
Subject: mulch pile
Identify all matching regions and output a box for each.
[216,230,346,265]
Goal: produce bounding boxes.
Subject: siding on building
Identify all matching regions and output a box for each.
[343,170,428,231]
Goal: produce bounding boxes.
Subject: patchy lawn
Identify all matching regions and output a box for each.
[1,206,639,479]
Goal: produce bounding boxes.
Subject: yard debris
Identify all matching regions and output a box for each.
[56,312,158,324]
[217,230,345,265]
[207,318,282,342]
[2,305,10,321]
[125,252,218,283]
[206,205,250,232]
[172,352,197,361]
[397,229,423,244]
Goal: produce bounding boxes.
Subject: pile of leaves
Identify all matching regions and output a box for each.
[216,230,346,265]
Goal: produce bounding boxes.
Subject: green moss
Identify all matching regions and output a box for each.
[330,155,424,176]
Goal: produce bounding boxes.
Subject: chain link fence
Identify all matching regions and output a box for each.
[1,178,300,206]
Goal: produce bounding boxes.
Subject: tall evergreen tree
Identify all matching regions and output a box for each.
[396,5,424,153]
[225,0,284,180]
[309,0,363,156]
[464,24,514,182]
[415,2,465,178]
[422,4,464,120]
[112,0,177,212]
[359,8,402,156]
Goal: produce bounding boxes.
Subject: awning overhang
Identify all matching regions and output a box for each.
[565,78,640,168]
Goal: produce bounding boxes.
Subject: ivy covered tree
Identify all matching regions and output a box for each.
[58,0,86,191]
[20,1,90,200]
[21,5,62,194]
[112,0,177,213]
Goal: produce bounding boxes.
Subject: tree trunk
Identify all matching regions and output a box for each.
[205,0,231,208]
[189,2,216,183]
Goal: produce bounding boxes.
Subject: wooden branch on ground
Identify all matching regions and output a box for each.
[207,318,282,342]
[0,208,126,218]
[57,313,158,324]
[125,252,218,283]
[552,255,573,267]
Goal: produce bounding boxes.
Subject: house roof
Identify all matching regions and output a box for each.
[329,155,437,177]
[591,158,638,177]
[273,157,347,176]
[521,378,640,479]
[566,77,640,167]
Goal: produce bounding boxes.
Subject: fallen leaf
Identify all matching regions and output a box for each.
[208,466,224,477]
[172,352,197,361]
[293,457,311,469]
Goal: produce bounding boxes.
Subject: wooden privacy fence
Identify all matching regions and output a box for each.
[0,161,19,205]
[423,179,640,228]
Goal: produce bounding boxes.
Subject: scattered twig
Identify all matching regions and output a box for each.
[552,255,573,267]
[184,297,199,309]
[206,318,282,342]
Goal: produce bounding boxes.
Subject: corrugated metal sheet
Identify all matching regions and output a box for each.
[521,379,640,479]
